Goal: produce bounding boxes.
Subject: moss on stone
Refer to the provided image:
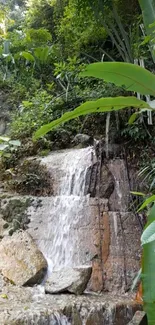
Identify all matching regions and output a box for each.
[0,197,32,235]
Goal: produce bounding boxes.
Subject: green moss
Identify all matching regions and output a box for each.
[0,197,32,235]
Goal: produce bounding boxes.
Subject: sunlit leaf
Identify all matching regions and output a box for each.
[130,191,146,196]
[141,221,155,245]
[0,136,10,142]
[0,144,9,150]
[33,96,149,139]
[9,140,21,147]
[137,195,155,212]
[128,112,139,124]
[0,294,8,299]
[20,51,35,62]
[131,268,142,291]
[80,62,155,96]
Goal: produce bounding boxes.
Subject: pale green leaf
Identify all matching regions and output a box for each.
[80,62,155,96]
[148,204,155,223]
[0,136,10,142]
[128,112,138,124]
[138,195,155,212]
[131,268,142,291]
[20,51,35,62]
[130,191,146,196]
[141,221,155,245]
[0,144,9,150]
[0,294,8,299]
[3,153,11,158]
[33,96,149,139]
[9,140,21,147]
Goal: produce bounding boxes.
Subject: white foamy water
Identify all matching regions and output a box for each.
[37,147,96,274]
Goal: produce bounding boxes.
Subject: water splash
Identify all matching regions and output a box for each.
[51,312,71,325]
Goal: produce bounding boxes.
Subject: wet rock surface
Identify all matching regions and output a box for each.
[0,230,47,286]
[0,286,142,325]
[45,267,92,295]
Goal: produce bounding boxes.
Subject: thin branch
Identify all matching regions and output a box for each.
[105,112,111,159]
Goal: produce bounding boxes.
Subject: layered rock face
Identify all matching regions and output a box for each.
[26,150,141,293]
[0,286,142,325]
[0,145,142,324]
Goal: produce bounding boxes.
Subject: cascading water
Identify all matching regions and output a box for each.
[37,147,96,274]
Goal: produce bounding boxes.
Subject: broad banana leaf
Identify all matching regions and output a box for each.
[142,204,155,324]
[33,96,149,139]
[81,62,155,96]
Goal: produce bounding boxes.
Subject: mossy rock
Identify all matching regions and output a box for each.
[0,197,32,236]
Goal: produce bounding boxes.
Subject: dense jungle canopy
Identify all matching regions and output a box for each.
[0,0,154,172]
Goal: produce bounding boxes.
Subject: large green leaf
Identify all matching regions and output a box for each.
[141,221,155,245]
[142,241,155,324]
[81,62,155,96]
[33,96,149,139]
[142,204,155,324]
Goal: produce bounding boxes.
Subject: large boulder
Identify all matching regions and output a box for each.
[0,230,47,286]
[45,266,92,295]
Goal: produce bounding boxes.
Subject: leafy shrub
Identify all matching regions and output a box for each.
[10,89,53,138]
[7,160,53,196]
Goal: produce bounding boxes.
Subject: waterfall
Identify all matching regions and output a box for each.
[37,147,96,274]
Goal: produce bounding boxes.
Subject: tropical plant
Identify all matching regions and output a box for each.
[138,0,155,63]
[33,61,155,324]
[0,136,21,158]
[33,62,155,139]
[138,160,155,193]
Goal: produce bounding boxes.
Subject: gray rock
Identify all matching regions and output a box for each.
[0,230,47,286]
[85,163,115,198]
[45,266,92,295]
[72,134,94,147]
[127,311,147,324]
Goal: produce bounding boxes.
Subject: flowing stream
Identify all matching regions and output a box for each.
[38,147,96,274]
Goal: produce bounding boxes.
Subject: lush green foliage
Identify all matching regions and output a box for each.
[0,0,151,146]
[33,62,154,138]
